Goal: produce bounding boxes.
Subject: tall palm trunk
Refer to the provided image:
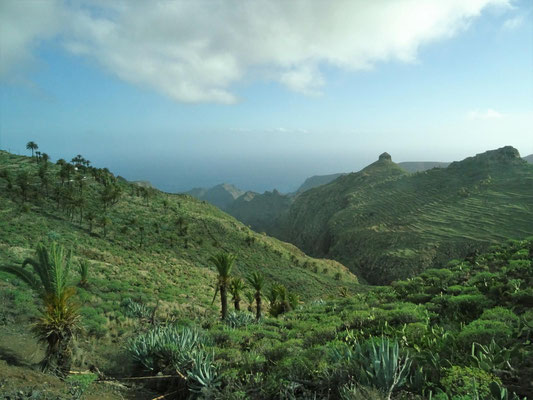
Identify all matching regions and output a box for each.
[220,284,228,320]
[255,292,262,320]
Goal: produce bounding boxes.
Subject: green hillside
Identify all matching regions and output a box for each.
[397,161,450,173]
[0,149,357,321]
[295,173,346,193]
[280,147,533,284]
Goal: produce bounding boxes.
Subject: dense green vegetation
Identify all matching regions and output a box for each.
[1,147,532,399]
[121,238,533,398]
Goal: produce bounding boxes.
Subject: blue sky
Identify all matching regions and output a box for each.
[1,0,532,193]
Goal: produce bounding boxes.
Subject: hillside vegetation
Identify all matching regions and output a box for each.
[0,150,357,367]
[279,147,533,284]
[1,227,531,398]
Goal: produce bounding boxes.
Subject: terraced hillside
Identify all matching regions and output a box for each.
[397,161,450,173]
[280,147,533,284]
[0,150,357,319]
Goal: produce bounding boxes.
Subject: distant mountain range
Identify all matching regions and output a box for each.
[184,154,532,235]
[186,183,244,210]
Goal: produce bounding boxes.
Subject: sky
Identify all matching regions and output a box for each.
[1,0,532,193]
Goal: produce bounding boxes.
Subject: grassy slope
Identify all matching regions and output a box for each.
[0,151,356,305]
[0,150,357,376]
[295,173,346,193]
[281,147,533,284]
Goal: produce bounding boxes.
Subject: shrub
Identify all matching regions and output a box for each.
[505,260,532,278]
[441,366,500,398]
[67,373,98,399]
[447,294,492,321]
[458,319,512,348]
[468,272,500,294]
[510,288,533,308]
[421,268,453,290]
[479,307,519,328]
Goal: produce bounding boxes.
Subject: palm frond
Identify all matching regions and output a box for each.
[209,253,236,278]
[246,272,265,291]
[0,265,41,292]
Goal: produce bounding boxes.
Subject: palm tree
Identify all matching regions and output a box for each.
[99,215,111,237]
[210,253,236,320]
[139,225,145,248]
[38,166,50,197]
[269,284,293,317]
[229,278,246,311]
[86,211,95,233]
[246,271,265,320]
[26,141,38,157]
[0,243,80,374]
[16,170,30,202]
[244,291,255,312]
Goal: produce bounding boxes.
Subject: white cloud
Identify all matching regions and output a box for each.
[0,0,63,77]
[1,0,511,103]
[503,15,524,30]
[468,108,505,120]
[280,65,324,96]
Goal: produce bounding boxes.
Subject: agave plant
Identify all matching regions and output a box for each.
[330,337,411,400]
[187,350,221,396]
[121,298,153,321]
[0,242,80,374]
[225,311,256,329]
[127,325,209,373]
[362,338,412,399]
[127,325,219,396]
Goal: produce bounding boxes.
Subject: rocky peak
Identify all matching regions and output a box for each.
[450,146,522,170]
[379,152,392,161]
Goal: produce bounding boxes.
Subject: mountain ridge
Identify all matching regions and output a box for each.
[278,146,533,284]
